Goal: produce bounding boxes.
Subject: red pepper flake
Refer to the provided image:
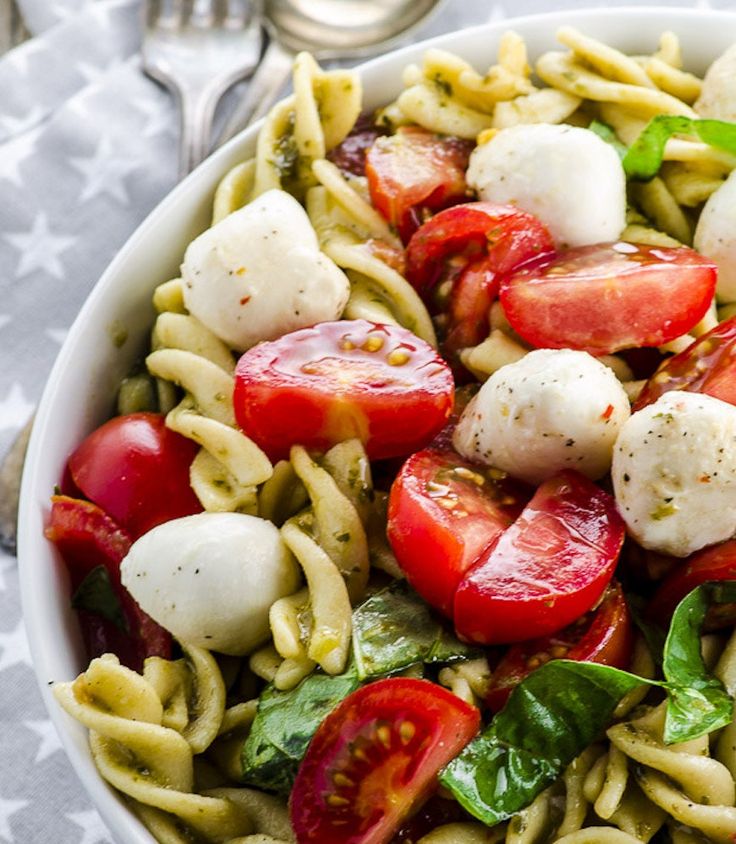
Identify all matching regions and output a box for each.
[240,295,251,306]
[699,474,711,483]
[601,404,614,421]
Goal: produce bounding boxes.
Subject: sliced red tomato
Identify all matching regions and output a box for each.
[234,320,454,462]
[405,203,554,368]
[649,539,736,627]
[499,241,717,355]
[454,470,625,646]
[634,316,736,411]
[366,127,472,243]
[289,677,480,844]
[485,581,634,711]
[45,495,171,669]
[68,412,202,540]
[387,447,528,617]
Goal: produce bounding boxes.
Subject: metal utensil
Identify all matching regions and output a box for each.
[142,0,264,179]
[217,0,444,144]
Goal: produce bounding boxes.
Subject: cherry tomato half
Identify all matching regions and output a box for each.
[327,115,387,177]
[366,127,472,243]
[485,581,634,711]
[68,412,202,540]
[289,677,480,844]
[406,203,554,367]
[234,320,454,462]
[454,470,625,645]
[45,495,172,669]
[387,447,528,617]
[634,316,736,411]
[649,539,736,628]
[499,241,717,355]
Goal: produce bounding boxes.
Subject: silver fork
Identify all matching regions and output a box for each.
[142,0,264,179]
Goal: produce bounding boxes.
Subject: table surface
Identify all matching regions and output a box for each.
[1,1,734,842]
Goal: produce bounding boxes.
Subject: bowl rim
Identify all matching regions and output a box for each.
[17,5,736,842]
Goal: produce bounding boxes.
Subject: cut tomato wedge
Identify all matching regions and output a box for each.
[234,320,454,462]
[649,539,736,628]
[387,447,529,617]
[366,127,472,243]
[289,677,480,844]
[499,241,717,355]
[405,203,554,369]
[454,470,625,645]
[45,495,172,668]
[485,581,634,711]
[634,316,736,410]
[68,412,202,540]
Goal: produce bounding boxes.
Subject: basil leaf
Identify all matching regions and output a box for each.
[241,667,362,794]
[439,660,645,825]
[71,566,127,632]
[588,120,628,160]
[623,115,736,180]
[352,581,481,679]
[662,581,736,743]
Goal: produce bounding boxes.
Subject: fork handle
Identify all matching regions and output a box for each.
[177,83,224,179]
[216,39,295,147]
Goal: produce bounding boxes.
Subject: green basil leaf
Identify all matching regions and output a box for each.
[623,115,736,180]
[71,566,127,632]
[662,581,736,743]
[588,120,628,160]
[440,661,645,826]
[352,580,481,680]
[241,666,362,794]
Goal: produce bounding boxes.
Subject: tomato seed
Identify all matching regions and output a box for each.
[363,335,385,352]
[376,725,392,748]
[399,721,416,744]
[326,794,351,808]
[333,772,355,788]
[388,349,411,366]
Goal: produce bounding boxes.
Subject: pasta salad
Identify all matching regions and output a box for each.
[46,23,736,844]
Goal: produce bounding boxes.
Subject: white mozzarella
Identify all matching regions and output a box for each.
[181,189,350,351]
[612,391,736,558]
[694,43,736,122]
[452,349,630,485]
[694,169,736,303]
[466,123,626,249]
[121,512,301,655]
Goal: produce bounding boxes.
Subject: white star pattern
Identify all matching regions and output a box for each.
[77,59,122,87]
[0,105,46,140]
[0,618,32,673]
[70,134,140,204]
[66,810,113,844]
[486,2,506,23]
[4,39,45,76]
[0,797,28,843]
[0,384,33,433]
[23,721,63,764]
[132,95,176,139]
[46,327,69,345]
[3,213,76,280]
[0,130,39,188]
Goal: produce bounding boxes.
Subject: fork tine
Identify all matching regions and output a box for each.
[224,0,252,27]
[190,0,215,28]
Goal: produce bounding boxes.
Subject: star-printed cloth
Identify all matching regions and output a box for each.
[0,0,726,841]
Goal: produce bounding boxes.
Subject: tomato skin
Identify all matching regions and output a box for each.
[366,127,472,243]
[634,316,736,411]
[68,412,202,540]
[405,203,554,369]
[454,470,625,646]
[387,448,529,617]
[45,495,172,669]
[649,539,736,627]
[499,242,717,355]
[485,581,634,711]
[234,320,454,462]
[327,116,387,177]
[289,678,480,844]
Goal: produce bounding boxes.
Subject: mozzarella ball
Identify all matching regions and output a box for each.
[695,43,736,122]
[694,169,736,302]
[121,512,301,655]
[181,189,350,351]
[452,349,630,484]
[466,124,626,248]
[612,391,736,557]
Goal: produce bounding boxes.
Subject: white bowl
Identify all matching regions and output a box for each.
[18,6,736,843]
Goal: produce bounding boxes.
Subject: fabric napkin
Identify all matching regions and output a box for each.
[0,0,718,841]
